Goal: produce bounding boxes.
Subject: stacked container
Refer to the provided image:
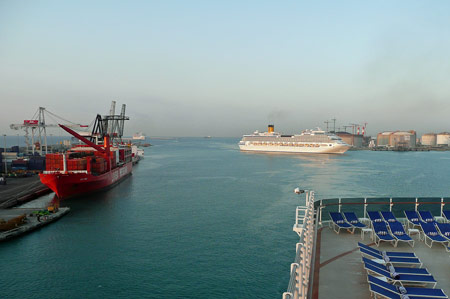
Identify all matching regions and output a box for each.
[91,157,107,174]
[28,156,46,171]
[67,158,87,171]
[11,159,28,171]
[46,153,64,171]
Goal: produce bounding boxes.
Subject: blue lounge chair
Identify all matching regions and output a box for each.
[435,222,450,241]
[362,257,429,275]
[363,263,437,288]
[419,211,437,224]
[359,247,422,267]
[368,211,384,224]
[329,212,354,234]
[358,242,416,258]
[368,275,448,298]
[373,221,397,247]
[381,211,399,223]
[342,212,367,229]
[405,211,423,229]
[420,222,449,248]
[388,221,415,247]
[443,210,450,223]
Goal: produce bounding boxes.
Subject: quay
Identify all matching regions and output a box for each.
[0,176,51,208]
[0,207,70,242]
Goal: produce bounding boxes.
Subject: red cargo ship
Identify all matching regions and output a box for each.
[40,125,133,199]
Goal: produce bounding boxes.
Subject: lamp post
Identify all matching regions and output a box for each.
[3,134,7,175]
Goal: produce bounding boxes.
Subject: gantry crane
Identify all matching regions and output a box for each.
[9,107,87,155]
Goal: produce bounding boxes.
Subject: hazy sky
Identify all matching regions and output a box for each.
[1,1,450,137]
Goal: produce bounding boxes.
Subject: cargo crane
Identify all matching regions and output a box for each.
[88,101,129,145]
[343,125,353,133]
[324,120,330,132]
[10,107,87,155]
[350,123,360,135]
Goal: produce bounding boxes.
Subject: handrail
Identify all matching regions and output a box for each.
[284,191,316,299]
[315,197,447,225]
[318,201,443,207]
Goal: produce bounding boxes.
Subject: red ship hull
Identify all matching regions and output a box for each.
[40,162,132,199]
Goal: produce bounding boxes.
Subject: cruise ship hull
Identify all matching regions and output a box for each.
[239,144,350,154]
[40,162,132,199]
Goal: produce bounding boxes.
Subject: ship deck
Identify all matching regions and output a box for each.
[315,221,450,299]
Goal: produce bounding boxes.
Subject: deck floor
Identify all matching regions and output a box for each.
[317,221,450,299]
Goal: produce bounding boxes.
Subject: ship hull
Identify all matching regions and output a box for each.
[39,162,132,199]
[239,144,350,154]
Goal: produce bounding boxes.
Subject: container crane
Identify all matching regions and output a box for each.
[9,107,87,155]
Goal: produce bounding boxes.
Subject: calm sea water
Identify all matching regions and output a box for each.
[1,138,449,298]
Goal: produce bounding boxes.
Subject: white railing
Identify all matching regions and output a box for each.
[317,197,447,224]
[283,191,317,299]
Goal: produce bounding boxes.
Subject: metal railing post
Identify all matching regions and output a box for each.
[364,198,367,218]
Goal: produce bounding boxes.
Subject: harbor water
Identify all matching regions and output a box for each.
[1,138,450,298]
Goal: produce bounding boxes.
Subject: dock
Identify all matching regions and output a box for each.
[0,207,70,242]
[0,176,51,208]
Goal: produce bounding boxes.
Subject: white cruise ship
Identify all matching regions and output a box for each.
[132,132,146,140]
[239,125,351,154]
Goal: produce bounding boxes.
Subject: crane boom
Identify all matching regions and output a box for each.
[59,125,106,153]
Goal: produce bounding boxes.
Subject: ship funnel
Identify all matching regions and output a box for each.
[268,124,274,133]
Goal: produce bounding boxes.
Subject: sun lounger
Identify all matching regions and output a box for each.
[373,221,397,247]
[388,221,415,247]
[435,223,450,242]
[443,210,450,223]
[418,211,437,224]
[368,275,448,298]
[368,211,384,224]
[420,222,449,248]
[329,212,354,234]
[359,247,422,267]
[363,263,437,288]
[358,242,416,258]
[342,212,367,229]
[381,211,400,223]
[362,257,429,275]
[405,211,423,229]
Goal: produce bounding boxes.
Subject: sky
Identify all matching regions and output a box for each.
[1,0,450,137]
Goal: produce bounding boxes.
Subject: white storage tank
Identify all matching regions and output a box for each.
[436,132,450,146]
[421,133,437,146]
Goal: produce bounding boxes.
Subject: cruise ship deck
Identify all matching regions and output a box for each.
[284,193,450,299]
[317,225,450,298]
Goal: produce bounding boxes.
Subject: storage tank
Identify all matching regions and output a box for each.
[421,133,437,146]
[390,131,416,148]
[436,132,450,146]
[377,132,392,146]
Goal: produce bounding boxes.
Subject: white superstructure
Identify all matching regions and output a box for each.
[239,125,351,154]
[132,132,146,140]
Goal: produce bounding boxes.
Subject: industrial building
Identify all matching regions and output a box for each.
[335,132,363,148]
[436,132,450,146]
[421,133,437,146]
[376,131,416,148]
